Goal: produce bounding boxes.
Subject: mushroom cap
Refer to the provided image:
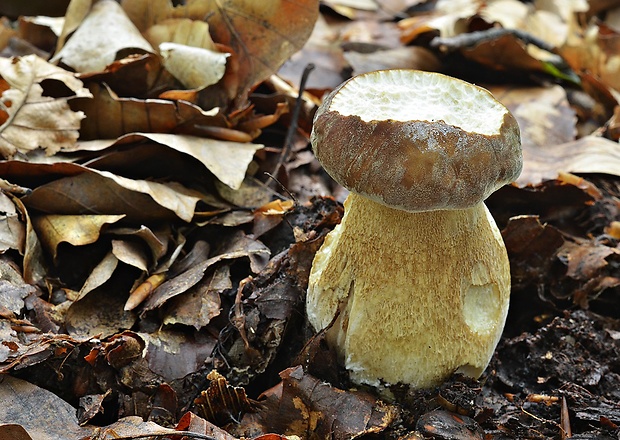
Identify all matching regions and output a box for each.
[311,69,522,211]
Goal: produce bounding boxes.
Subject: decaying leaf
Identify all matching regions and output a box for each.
[143,328,217,381]
[0,192,25,253]
[194,370,257,425]
[159,42,229,89]
[235,366,398,439]
[52,0,154,73]
[0,375,93,440]
[32,214,125,261]
[0,55,92,158]
[1,162,204,223]
[77,132,264,190]
[123,0,319,106]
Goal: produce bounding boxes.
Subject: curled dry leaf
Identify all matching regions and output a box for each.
[0,375,93,440]
[236,365,397,440]
[144,18,218,51]
[0,55,92,158]
[77,132,264,190]
[0,161,203,223]
[0,192,25,253]
[160,42,229,89]
[72,82,225,138]
[53,0,154,73]
[31,214,125,261]
[123,0,319,107]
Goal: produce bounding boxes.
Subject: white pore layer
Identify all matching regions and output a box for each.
[329,70,507,136]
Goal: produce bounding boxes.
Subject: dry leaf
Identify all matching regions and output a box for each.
[143,328,217,381]
[77,251,119,301]
[561,18,620,92]
[31,214,125,261]
[0,192,25,253]
[143,17,217,50]
[0,375,93,440]
[517,136,620,185]
[123,0,319,106]
[72,82,225,139]
[77,132,264,190]
[111,239,150,272]
[0,162,203,223]
[0,55,92,158]
[160,42,229,89]
[53,0,154,73]
[65,272,137,338]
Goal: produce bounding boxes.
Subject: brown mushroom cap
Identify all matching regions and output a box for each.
[311,69,522,212]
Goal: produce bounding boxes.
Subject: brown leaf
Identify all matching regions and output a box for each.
[558,240,619,281]
[163,265,229,329]
[236,366,397,439]
[1,162,202,223]
[194,370,256,425]
[561,19,620,92]
[143,328,217,381]
[142,231,269,311]
[31,214,125,261]
[52,0,154,73]
[77,132,264,190]
[204,0,319,105]
[0,55,92,158]
[0,192,25,253]
[517,136,620,185]
[0,375,93,440]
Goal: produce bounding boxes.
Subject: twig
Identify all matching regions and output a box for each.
[271,63,315,183]
[430,27,557,54]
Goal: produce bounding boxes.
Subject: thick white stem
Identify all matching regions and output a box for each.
[306,192,511,389]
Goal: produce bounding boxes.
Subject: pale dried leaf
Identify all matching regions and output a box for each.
[77,133,264,190]
[111,239,150,271]
[53,0,154,73]
[55,0,92,53]
[92,416,181,439]
[517,135,620,185]
[0,55,92,158]
[66,276,137,338]
[32,214,125,261]
[14,164,202,223]
[160,42,229,89]
[144,18,218,50]
[491,85,577,149]
[77,251,119,301]
[121,0,172,32]
[0,192,25,253]
[107,225,169,264]
[124,0,319,106]
[11,198,46,286]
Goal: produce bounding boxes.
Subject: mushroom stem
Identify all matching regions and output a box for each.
[307,192,511,389]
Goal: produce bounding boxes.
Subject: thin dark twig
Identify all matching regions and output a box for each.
[264,172,298,204]
[430,27,557,54]
[271,63,315,184]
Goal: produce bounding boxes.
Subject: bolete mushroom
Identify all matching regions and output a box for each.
[306,69,522,389]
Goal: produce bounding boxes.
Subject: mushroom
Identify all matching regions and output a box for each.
[306,69,522,389]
